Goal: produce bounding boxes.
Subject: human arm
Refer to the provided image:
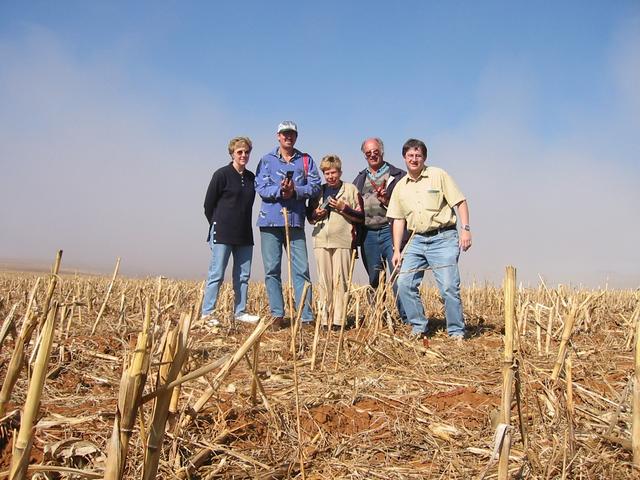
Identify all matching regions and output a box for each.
[306,194,328,224]
[330,194,364,224]
[255,157,284,200]
[203,172,223,223]
[391,218,406,269]
[455,200,472,252]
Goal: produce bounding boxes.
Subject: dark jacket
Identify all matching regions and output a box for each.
[353,162,405,195]
[353,162,406,229]
[204,163,255,245]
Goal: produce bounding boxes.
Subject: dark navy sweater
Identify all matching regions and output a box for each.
[203,163,255,245]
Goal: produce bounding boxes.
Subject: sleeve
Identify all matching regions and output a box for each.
[294,154,322,199]
[306,191,321,222]
[441,170,465,207]
[255,157,282,200]
[352,172,365,193]
[386,169,406,197]
[386,186,405,220]
[203,171,223,224]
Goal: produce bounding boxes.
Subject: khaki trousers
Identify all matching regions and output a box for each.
[314,247,351,326]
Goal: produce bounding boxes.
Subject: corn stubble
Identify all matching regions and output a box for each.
[0,261,638,479]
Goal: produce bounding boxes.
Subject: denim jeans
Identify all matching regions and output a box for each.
[361,224,406,320]
[260,227,313,322]
[396,229,465,336]
[202,226,253,317]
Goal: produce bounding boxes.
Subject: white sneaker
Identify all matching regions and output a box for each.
[235,313,260,324]
[201,315,220,327]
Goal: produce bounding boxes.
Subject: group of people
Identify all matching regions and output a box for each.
[201,121,472,340]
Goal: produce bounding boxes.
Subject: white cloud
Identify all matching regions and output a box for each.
[0,27,230,278]
[1,21,638,289]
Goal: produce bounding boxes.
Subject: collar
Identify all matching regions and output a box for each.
[276,147,300,161]
[367,161,389,178]
[404,166,429,183]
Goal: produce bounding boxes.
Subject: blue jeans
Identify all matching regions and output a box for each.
[202,226,253,317]
[260,227,313,322]
[361,224,406,320]
[396,229,465,336]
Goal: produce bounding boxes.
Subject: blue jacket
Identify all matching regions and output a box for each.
[255,148,321,228]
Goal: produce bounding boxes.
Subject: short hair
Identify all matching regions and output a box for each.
[320,154,342,172]
[228,136,253,155]
[402,138,427,158]
[360,137,384,157]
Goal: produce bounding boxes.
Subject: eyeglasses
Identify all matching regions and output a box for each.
[364,149,380,158]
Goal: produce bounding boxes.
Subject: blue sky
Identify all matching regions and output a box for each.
[1,1,638,287]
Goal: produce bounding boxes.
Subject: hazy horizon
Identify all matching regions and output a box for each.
[1,2,638,289]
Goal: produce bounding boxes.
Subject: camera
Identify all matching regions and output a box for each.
[320,196,333,210]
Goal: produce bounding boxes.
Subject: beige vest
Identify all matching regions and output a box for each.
[312,182,360,249]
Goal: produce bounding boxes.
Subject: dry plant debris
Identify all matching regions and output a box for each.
[0,269,638,479]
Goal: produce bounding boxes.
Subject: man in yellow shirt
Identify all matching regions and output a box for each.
[387,138,472,339]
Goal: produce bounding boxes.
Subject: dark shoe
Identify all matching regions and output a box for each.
[301,320,316,330]
[321,324,340,332]
[270,316,289,331]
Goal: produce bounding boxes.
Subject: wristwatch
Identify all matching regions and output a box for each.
[462,224,471,231]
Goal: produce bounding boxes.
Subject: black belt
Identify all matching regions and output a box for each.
[416,224,457,237]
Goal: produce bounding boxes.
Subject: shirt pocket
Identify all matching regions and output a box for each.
[425,189,442,211]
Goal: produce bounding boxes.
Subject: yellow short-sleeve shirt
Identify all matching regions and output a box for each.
[386,166,465,233]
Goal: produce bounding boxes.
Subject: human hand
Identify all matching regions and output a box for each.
[459,230,472,252]
[392,251,402,269]
[329,197,346,212]
[375,187,388,205]
[281,178,294,200]
[314,207,328,220]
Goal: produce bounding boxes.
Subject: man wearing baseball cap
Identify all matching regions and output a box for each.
[255,121,321,329]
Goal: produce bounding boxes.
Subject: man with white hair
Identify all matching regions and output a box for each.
[353,137,407,321]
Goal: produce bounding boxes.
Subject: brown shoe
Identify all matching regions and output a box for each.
[270,316,289,331]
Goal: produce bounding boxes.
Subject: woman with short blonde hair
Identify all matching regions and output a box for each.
[202,136,259,326]
[308,154,364,329]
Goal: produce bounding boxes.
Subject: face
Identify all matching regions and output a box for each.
[231,144,251,167]
[363,140,383,170]
[277,130,298,150]
[322,167,342,187]
[403,147,425,177]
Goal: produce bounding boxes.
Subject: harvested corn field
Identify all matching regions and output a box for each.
[0,260,638,479]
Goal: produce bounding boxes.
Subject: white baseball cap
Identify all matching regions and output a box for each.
[277,121,298,134]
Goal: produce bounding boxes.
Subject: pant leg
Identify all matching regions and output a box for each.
[202,228,233,316]
[314,247,333,327]
[260,227,285,317]
[361,228,384,288]
[396,235,429,335]
[288,228,313,321]
[331,248,351,326]
[427,229,464,336]
[231,245,253,316]
[379,224,407,321]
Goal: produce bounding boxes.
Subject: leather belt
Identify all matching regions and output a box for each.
[416,224,457,237]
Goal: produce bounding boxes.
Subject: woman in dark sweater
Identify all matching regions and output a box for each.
[202,137,258,325]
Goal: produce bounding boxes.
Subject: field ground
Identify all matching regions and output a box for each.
[0,270,638,479]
